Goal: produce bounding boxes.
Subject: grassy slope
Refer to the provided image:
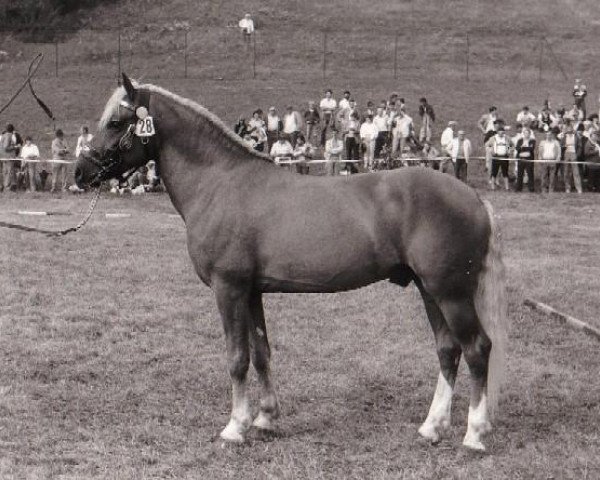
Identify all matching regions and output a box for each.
[0,191,598,479]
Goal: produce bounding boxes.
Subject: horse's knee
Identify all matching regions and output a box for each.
[229,352,250,381]
[462,335,492,378]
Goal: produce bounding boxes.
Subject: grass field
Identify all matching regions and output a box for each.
[0,189,599,479]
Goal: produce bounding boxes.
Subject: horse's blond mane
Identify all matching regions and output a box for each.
[98,81,270,160]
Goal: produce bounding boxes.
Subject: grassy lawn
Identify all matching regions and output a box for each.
[0,189,598,479]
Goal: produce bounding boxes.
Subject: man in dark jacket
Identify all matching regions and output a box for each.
[515,127,536,192]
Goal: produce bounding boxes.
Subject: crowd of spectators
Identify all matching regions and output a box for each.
[235,78,600,193]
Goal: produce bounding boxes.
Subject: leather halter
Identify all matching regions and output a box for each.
[89,89,158,184]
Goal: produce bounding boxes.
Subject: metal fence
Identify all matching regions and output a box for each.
[1,26,598,84]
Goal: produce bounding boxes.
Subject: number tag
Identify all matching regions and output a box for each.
[135,116,155,137]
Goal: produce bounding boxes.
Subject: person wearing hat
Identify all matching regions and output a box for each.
[450,130,471,182]
[537,127,561,193]
[266,107,282,153]
[486,126,511,190]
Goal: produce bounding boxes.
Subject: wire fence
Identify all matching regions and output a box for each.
[1,26,599,83]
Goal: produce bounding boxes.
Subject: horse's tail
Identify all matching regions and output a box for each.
[473,199,508,419]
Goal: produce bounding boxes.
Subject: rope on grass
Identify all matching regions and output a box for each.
[523,298,600,342]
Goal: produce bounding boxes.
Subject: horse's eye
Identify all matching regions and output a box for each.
[108,120,122,129]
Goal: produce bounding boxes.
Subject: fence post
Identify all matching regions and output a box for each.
[538,37,543,82]
[252,31,257,79]
[184,30,188,78]
[322,31,327,80]
[393,33,398,80]
[466,32,470,81]
[55,39,59,77]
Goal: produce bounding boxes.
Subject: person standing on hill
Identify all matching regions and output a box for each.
[559,122,582,193]
[450,130,471,182]
[486,127,511,191]
[584,131,600,191]
[537,129,561,193]
[238,13,254,49]
[51,129,70,193]
[479,106,499,172]
[303,101,320,146]
[1,124,21,191]
[373,107,389,159]
[418,97,435,143]
[282,105,302,146]
[319,89,337,146]
[515,127,536,192]
[265,107,282,153]
[338,90,351,111]
[75,126,93,159]
[360,115,378,171]
[19,136,40,192]
[573,78,587,118]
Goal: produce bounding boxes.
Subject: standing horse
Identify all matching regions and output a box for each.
[75,75,507,451]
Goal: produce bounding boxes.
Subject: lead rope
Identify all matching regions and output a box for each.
[0,188,101,237]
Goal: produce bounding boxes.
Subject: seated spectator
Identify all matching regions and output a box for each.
[292,135,313,175]
[420,141,440,169]
[270,134,294,166]
[19,136,40,192]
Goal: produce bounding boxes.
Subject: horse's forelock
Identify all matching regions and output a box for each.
[98,86,127,131]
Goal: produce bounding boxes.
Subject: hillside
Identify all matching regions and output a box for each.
[0,0,599,168]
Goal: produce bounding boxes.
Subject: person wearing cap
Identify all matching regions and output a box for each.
[515,127,536,192]
[449,130,471,182]
[51,129,70,193]
[486,127,511,190]
[558,121,582,193]
[418,97,435,143]
[537,128,561,193]
[440,121,456,158]
[265,107,282,153]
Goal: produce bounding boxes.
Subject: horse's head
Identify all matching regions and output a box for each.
[75,74,158,188]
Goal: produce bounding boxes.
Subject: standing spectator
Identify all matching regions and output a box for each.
[75,126,93,159]
[324,129,344,176]
[486,127,511,191]
[537,103,556,132]
[391,109,413,159]
[0,124,21,191]
[19,136,40,192]
[344,111,361,172]
[338,90,351,111]
[303,101,320,146]
[479,106,499,172]
[515,127,536,192]
[319,89,337,146]
[373,107,389,159]
[450,130,471,182]
[575,123,588,187]
[573,78,587,118]
[360,115,378,171]
[440,121,456,156]
[516,106,536,128]
[238,13,254,49]
[51,129,70,193]
[418,97,435,143]
[265,106,282,153]
[559,122,582,193]
[584,131,600,191]
[282,105,302,146]
[537,129,561,193]
[565,102,584,128]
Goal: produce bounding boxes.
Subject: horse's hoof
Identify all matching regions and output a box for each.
[252,412,275,431]
[418,423,441,444]
[462,435,486,452]
[220,423,246,443]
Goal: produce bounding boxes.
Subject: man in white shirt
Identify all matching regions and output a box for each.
[450,130,471,182]
[440,121,456,156]
[516,106,536,128]
[373,107,389,159]
[75,126,93,158]
[360,115,379,170]
[282,105,302,146]
[20,136,40,192]
[266,106,281,152]
[537,129,561,193]
[319,89,337,146]
[270,135,294,168]
[238,13,254,48]
[391,110,413,158]
[338,91,351,111]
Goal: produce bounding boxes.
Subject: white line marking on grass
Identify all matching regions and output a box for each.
[524,298,600,342]
[18,211,48,216]
[105,213,132,218]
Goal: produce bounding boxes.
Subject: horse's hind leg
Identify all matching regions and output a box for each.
[213,277,253,443]
[249,291,280,430]
[438,299,492,451]
[416,284,461,444]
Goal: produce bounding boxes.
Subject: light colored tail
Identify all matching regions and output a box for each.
[473,200,508,419]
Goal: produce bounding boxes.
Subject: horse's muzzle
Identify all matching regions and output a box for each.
[75,154,102,188]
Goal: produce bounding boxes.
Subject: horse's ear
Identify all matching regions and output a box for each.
[122,73,136,101]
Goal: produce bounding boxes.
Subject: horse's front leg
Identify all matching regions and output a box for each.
[249,292,280,431]
[214,277,253,443]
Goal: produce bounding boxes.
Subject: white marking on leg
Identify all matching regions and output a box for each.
[463,393,492,451]
[418,372,453,443]
[220,379,252,443]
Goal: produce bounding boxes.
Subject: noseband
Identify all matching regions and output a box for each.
[88,90,158,185]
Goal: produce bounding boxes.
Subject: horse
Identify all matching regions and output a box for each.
[75,75,508,451]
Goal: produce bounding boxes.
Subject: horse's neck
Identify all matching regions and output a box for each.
[152,94,274,220]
